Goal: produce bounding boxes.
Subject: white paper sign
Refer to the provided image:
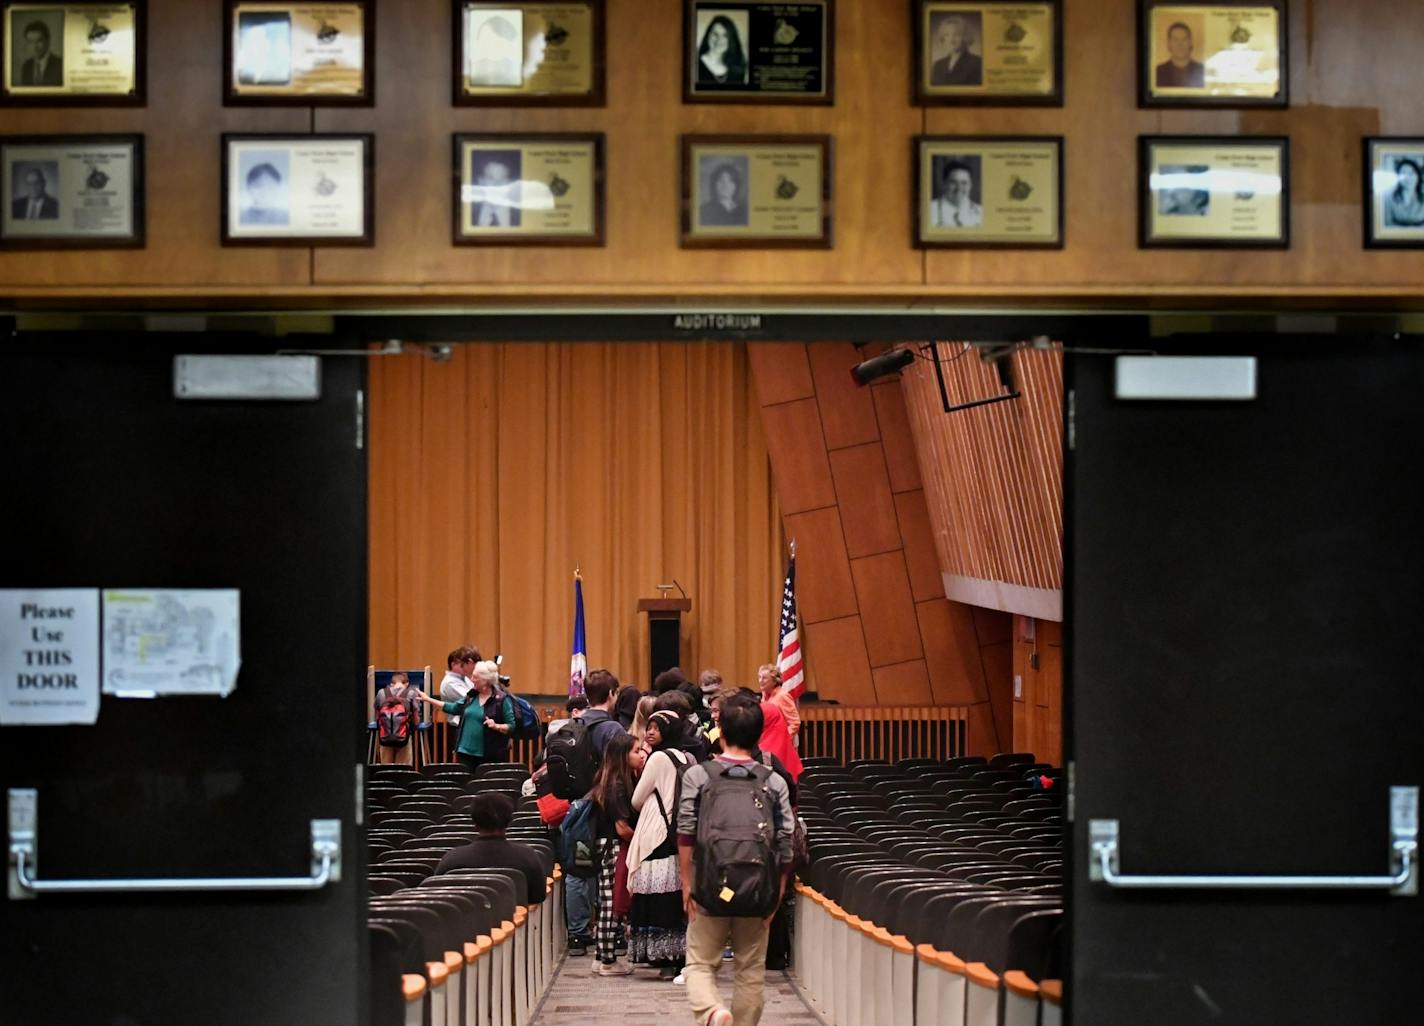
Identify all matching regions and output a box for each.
[0,589,101,726]
[102,589,242,697]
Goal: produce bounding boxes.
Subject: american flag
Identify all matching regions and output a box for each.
[777,549,805,698]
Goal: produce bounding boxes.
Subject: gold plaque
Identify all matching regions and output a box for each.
[454,134,604,245]
[1364,138,1424,249]
[1140,136,1289,247]
[3,3,140,101]
[456,2,602,104]
[917,137,1062,248]
[1143,3,1285,105]
[226,2,370,102]
[682,135,831,248]
[917,2,1060,103]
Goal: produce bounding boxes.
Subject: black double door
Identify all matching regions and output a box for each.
[1,340,368,1025]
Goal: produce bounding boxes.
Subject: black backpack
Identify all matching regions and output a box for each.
[543,718,596,800]
[692,760,781,918]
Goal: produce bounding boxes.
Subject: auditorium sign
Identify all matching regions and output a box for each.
[671,312,766,334]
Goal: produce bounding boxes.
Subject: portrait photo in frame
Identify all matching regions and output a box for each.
[1138,1,1287,108]
[453,1,605,106]
[1,133,143,248]
[914,1,1062,106]
[1363,138,1424,249]
[1139,135,1289,248]
[681,134,832,249]
[223,1,374,105]
[914,135,1063,248]
[221,133,374,246]
[453,132,604,245]
[684,0,833,105]
[1,1,145,106]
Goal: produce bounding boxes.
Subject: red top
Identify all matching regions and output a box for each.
[759,698,803,780]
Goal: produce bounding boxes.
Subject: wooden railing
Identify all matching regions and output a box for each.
[798,705,970,765]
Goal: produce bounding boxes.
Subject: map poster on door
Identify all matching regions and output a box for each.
[102,589,241,698]
[0,588,100,726]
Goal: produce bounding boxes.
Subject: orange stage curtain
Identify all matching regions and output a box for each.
[368,342,783,695]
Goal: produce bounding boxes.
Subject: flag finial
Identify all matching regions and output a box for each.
[790,538,797,558]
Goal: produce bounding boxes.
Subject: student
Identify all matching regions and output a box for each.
[626,710,692,980]
[678,693,795,1026]
[589,732,636,975]
[434,792,547,905]
[579,668,628,758]
[373,672,419,765]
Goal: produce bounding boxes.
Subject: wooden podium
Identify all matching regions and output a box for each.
[637,596,692,686]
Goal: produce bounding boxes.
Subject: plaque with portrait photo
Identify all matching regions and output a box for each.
[1,2,144,106]
[454,1,604,106]
[453,133,604,245]
[0,133,142,248]
[915,136,1062,249]
[222,133,373,246]
[681,135,831,248]
[1139,1,1287,108]
[914,1,1061,106]
[224,1,373,105]
[684,1,833,105]
[1363,138,1424,250]
[1139,135,1288,248]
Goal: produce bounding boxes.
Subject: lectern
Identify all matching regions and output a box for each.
[637,597,692,685]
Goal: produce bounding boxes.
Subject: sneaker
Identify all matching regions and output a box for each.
[673,972,686,985]
[709,1010,733,1026]
[567,938,589,956]
[596,960,633,977]
[658,965,679,981]
[721,947,733,961]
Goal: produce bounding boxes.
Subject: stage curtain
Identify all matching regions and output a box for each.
[368,342,783,695]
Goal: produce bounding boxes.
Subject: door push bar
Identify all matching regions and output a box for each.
[7,788,341,901]
[1089,786,1418,897]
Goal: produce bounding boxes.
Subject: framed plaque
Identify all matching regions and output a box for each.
[915,136,1062,249]
[453,1,604,106]
[223,1,374,105]
[0,133,142,248]
[683,1,833,105]
[914,1,1062,106]
[1139,135,1288,248]
[221,133,374,246]
[1,2,144,105]
[453,133,604,246]
[1139,1,1286,108]
[681,135,831,248]
[1363,138,1424,250]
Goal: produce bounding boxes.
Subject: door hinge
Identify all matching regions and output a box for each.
[1066,760,1075,822]
[355,389,365,450]
[1066,389,1076,451]
[355,763,364,826]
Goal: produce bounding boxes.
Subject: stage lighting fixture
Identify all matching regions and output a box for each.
[850,348,915,386]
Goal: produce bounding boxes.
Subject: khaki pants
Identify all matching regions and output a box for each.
[685,910,770,1026]
[376,742,413,765]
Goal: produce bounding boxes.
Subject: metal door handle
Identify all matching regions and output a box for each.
[1088,786,1418,897]
[7,788,341,900]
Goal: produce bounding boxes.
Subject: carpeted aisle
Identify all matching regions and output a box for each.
[529,957,823,1025]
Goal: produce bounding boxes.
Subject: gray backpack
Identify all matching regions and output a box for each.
[692,760,781,917]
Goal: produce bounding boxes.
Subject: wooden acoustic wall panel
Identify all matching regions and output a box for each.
[750,340,1013,730]
[312,0,922,288]
[0,0,311,288]
[1012,616,1063,766]
[901,344,1064,617]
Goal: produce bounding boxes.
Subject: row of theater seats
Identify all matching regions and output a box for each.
[366,762,563,1026]
[791,753,1065,1026]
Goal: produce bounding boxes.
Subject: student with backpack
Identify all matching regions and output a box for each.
[677,692,795,1026]
[373,672,419,765]
[626,709,692,980]
[588,731,637,975]
[411,660,515,772]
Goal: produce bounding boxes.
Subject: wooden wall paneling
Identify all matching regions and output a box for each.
[312,0,923,288]
[0,0,312,288]
[871,660,934,706]
[781,506,858,623]
[807,342,880,449]
[802,614,874,704]
[829,443,900,558]
[746,343,816,405]
[893,489,945,602]
[760,398,837,512]
[871,380,923,493]
[916,596,988,706]
[850,551,923,667]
